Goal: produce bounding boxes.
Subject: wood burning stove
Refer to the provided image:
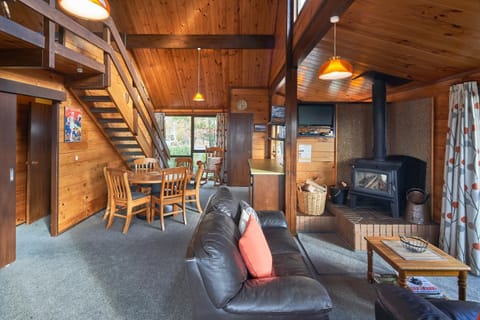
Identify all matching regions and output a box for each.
[350,156,426,218]
[349,74,426,218]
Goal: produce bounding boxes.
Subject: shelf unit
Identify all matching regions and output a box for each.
[267,122,285,166]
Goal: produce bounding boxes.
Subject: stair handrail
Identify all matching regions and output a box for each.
[17,0,170,166]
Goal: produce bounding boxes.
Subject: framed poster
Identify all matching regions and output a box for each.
[64,107,82,142]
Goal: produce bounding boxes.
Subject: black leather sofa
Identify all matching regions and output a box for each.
[375,284,480,320]
[185,187,332,320]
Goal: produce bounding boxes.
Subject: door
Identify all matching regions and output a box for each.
[0,92,17,268]
[227,113,252,186]
[26,102,52,224]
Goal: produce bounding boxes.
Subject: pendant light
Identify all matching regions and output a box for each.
[193,48,205,102]
[58,0,110,21]
[318,16,353,81]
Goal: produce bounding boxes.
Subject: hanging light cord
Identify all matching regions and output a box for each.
[333,21,337,57]
[197,48,201,92]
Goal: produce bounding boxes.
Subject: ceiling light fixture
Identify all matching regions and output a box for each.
[318,16,353,81]
[193,48,205,102]
[58,0,110,21]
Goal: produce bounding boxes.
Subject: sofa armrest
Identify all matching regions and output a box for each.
[375,284,450,320]
[256,210,288,229]
[430,299,480,320]
[224,276,332,315]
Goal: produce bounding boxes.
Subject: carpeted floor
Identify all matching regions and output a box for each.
[1,184,478,320]
[298,232,480,320]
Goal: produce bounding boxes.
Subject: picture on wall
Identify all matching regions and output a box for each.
[64,107,82,142]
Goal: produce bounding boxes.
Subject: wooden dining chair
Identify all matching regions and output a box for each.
[200,147,224,185]
[106,167,151,234]
[185,162,205,214]
[102,166,113,221]
[175,157,193,173]
[133,157,159,171]
[151,167,188,231]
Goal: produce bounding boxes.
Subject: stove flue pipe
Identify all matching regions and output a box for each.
[372,78,387,161]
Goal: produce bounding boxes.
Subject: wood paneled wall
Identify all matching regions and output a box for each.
[388,74,480,223]
[296,136,335,186]
[15,103,28,225]
[230,88,269,159]
[0,69,124,234]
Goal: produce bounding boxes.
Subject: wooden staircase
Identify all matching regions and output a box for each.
[65,21,170,168]
[2,0,170,167]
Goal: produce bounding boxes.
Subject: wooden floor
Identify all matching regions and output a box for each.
[297,200,439,251]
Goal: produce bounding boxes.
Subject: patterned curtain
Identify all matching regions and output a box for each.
[440,81,480,275]
[154,112,166,166]
[216,113,228,183]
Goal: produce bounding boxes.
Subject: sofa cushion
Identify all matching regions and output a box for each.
[262,228,302,255]
[204,186,241,222]
[272,252,311,277]
[375,284,450,320]
[238,200,259,234]
[256,210,288,229]
[239,215,273,278]
[193,212,247,308]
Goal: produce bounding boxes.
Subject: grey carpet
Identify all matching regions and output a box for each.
[298,232,480,320]
[298,232,395,275]
[1,183,478,320]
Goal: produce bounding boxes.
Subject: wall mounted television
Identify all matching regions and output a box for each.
[297,103,335,128]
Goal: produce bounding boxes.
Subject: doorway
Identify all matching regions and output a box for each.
[0,78,63,268]
[17,96,53,225]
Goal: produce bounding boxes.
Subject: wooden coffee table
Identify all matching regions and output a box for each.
[365,236,471,300]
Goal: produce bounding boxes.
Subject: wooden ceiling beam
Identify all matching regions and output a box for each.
[292,0,355,65]
[124,34,275,49]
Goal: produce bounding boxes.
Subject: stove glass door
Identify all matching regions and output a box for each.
[353,169,392,196]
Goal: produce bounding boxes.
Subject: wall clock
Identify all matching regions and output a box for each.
[236,99,248,111]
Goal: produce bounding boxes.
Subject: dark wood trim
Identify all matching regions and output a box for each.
[50,102,59,236]
[0,49,43,67]
[124,34,275,49]
[0,15,44,48]
[18,0,111,53]
[54,43,105,73]
[292,0,354,64]
[43,0,56,68]
[284,0,298,235]
[0,78,66,101]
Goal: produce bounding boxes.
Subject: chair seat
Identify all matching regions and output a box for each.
[131,191,149,200]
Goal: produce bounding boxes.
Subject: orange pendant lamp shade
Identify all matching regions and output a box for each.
[318,16,353,81]
[58,0,110,21]
[318,56,353,80]
[193,92,205,102]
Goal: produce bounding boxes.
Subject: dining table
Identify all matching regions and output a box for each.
[127,169,164,185]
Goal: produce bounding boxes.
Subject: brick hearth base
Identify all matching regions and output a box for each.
[296,200,440,251]
[326,201,439,250]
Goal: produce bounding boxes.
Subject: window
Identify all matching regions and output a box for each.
[165,115,217,167]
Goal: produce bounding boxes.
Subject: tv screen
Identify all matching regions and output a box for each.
[297,104,335,127]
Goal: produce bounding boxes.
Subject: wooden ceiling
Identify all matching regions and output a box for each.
[3,0,480,111]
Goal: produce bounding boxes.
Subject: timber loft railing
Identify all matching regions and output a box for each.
[2,0,170,167]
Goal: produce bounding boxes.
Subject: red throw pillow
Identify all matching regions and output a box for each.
[238,214,273,278]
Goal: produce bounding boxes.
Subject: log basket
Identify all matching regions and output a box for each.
[297,184,327,215]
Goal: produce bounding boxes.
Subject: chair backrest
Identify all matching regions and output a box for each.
[206,147,224,158]
[133,157,158,170]
[205,147,224,171]
[193,162,205,187]
[161,167,187,200]
[107,167,133,203]
[175,157,193,174]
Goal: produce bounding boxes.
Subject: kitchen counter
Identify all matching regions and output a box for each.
[248,159,285,211]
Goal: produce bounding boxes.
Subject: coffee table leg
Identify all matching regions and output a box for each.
[458,271,467,301]
[398,272,407,288]
[367,243,373,283]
